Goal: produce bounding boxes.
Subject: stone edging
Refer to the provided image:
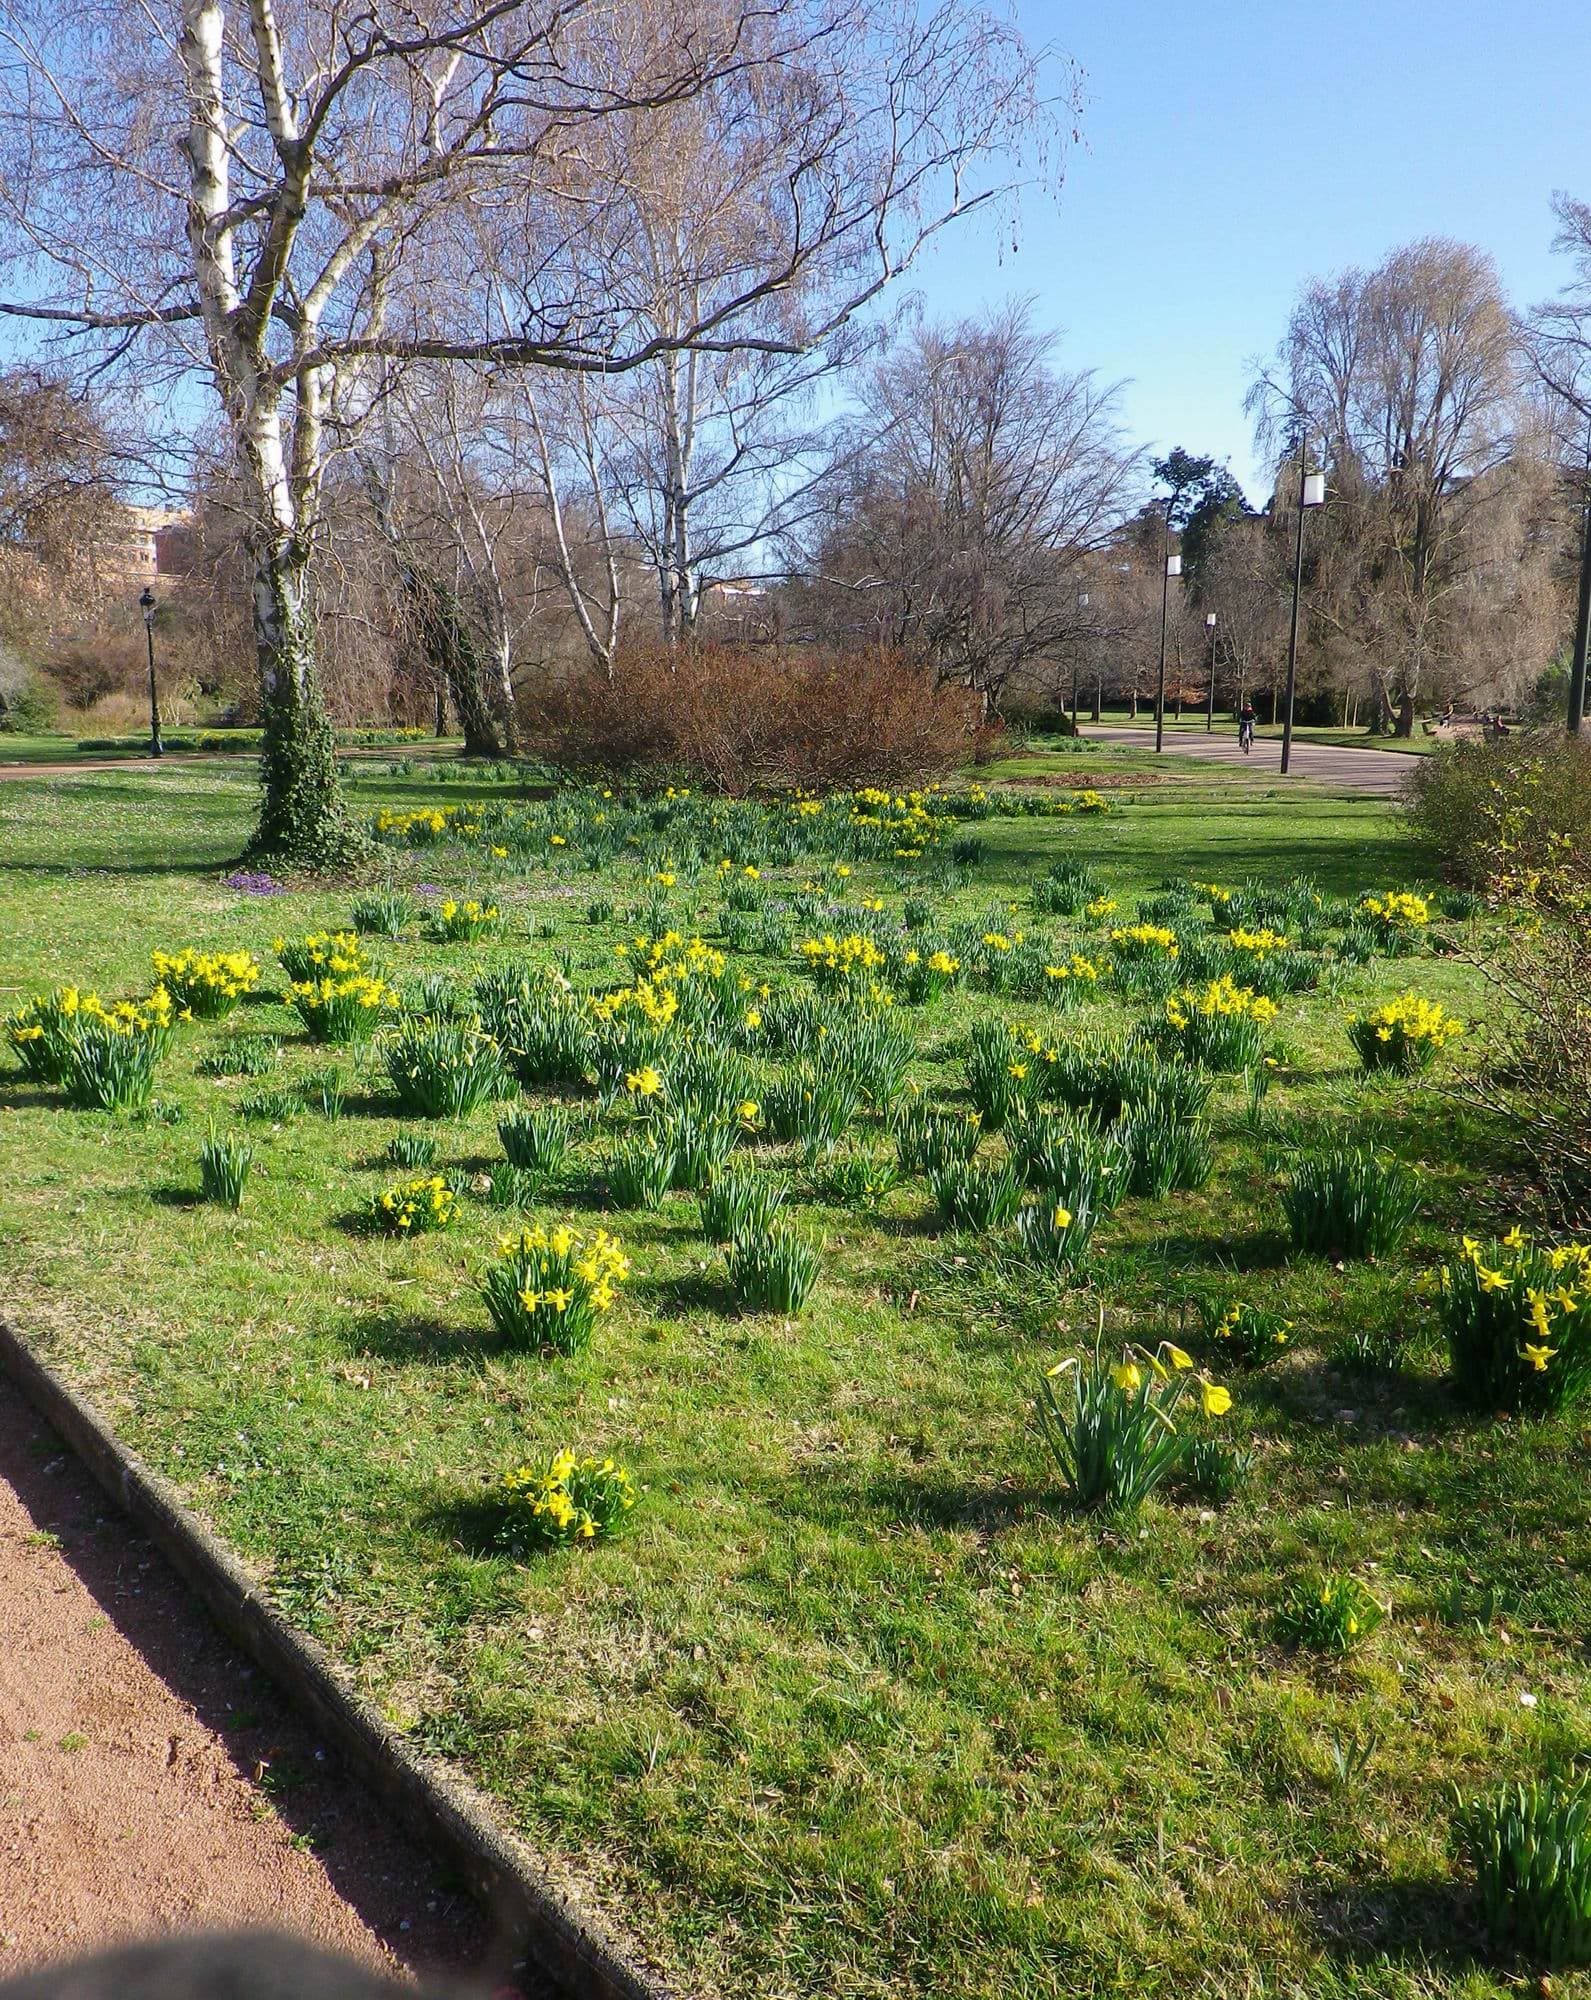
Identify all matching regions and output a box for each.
[0,1317,670,2000]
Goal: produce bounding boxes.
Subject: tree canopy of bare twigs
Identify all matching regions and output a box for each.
[0,0,1056,861]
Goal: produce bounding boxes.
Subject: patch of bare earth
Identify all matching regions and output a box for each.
[0,1379,511,1988]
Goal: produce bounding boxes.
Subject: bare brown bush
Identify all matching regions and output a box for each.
[522,644,979,790]
[1470,901,1591,1223]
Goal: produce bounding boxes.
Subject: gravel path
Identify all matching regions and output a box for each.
[0,1379,499,1986]
[1083,726,1422,796]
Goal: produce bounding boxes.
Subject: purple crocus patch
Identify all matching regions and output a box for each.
[222,868,288,897]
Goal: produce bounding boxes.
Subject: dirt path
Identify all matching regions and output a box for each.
[0,1379,501,1986]
[1082,726,1421,796]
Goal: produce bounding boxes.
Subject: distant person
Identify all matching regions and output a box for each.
[1237,701,1256,754]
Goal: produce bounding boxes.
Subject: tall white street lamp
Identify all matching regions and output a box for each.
[1204,611,1218,732]
[1280,461,1326,775]
[1154,551,1181,754]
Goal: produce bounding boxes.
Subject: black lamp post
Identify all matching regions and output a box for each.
[1154,544,1181,754]
[1071,590,1089,731]
[139,586,164,758]
[1204,612,1218,731]
[1279,454,1326,775]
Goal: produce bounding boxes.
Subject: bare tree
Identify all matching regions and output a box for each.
[797,301,1138,715]
[0,0,1051,862]
[1250,238,1525,734]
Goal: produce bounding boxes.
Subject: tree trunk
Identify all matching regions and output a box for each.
[403,564,505,758]
[1393,690,1416,738]
[434,681,447,737]
[491,630,520,756]
[247,543,365,869]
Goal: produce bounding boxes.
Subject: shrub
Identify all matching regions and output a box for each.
[607,1133,675,1209]
[1405,731,1591,891]
[1283,1147,1419,1260]
[431,897,502,943]
[1348,991,1465,1074]
[700,1170,788,1243]
[386,1130,439,1169]
[1274,1572,1384,1653]
[151,948,260,1020]
[479,1222,628,1353]
[519,640,979,791]
[1451,1771,1591,1965]
[373,1173,457,1235]
[499,1107,572,1180]
[198,1126,253,1209]
[289,974,398,1044]
[1201,1299,1293,1369]
[1465,896,1591,1221]
[1442,1230,1591,1414]
[1036,1335,1231,1514]
[498,1448,638,1547]
[351,889,416,937]
[725,1223,821,1313]
[382,1017,510,1117]
[928,1158,1025,1231]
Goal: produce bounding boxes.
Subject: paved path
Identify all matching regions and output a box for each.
[1083,727,1421,796]
[0,1379,502,1987]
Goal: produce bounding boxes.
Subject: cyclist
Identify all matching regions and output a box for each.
[1238,700,1257,754]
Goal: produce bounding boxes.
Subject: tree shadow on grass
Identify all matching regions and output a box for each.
[853,1468,1060,1535]
[1302,1875,1484,1974]
[639,1268,740,1319]
[148,1184,205,1210]
[0,1082,60,1112]
[1111,1224,1291,1276]
[340,1309,496,1367]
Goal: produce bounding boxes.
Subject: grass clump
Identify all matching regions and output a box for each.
[198,1125,253,1209]
[1274,1572,1384,1653]
[498,1106,572,1181]
[725,1223,820,1314]
[928,1157,1025,1232]
[1451,1770,1591,1965]
[386,1130,439,1169]
[1283,1147,1419,1261]
[350,889,415,937]
[382,1017,510,1118]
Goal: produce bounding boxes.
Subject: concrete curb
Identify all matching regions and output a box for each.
[0,1318,671,2000]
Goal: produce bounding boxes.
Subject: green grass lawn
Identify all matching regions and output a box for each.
[0,758,1584,2000]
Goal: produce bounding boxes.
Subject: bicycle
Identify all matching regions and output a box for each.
[1238,720,1255,755]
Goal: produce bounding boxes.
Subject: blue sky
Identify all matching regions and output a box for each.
[908,0,1591,504]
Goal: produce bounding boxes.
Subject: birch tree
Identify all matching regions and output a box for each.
[0,0,1049,862]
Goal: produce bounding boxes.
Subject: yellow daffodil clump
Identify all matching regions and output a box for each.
[373,1174,457,1236]
[500,1448,637,1546]
[151,947,261,1020]
[1442,1229,1591,1413]
[480,1222,629,1354]
[1349,990,1465,1074]
[1109,922,1180,960]
[288,974,399,1043]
